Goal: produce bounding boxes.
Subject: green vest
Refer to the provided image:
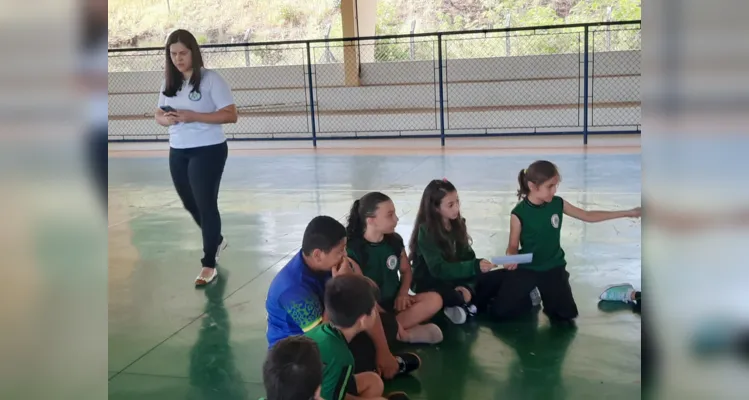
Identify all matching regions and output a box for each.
[305,323,355,400]
[347,233,404,304]
[511,196,566,271]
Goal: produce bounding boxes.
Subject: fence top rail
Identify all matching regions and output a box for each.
[108,20,641,53]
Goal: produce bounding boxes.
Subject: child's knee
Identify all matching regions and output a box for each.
[542,291,578,320]
[355,371,384,397]
[423,291,443,311]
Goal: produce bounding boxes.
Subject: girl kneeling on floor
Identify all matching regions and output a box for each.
[346,192,444,344]
[491,160,641,323]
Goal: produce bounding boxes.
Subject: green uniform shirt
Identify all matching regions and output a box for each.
[511,196,566,271]
[347,234,404,304]
[411,223,481,292]
[305,323,355,400]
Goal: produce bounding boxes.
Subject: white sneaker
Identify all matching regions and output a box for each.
[215,237,228,262]
[444,306,467,324]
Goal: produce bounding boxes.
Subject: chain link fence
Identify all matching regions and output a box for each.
[590,25,641,128]
[309,37,439,137]
[443,29,583,133]
[108,21,640,143]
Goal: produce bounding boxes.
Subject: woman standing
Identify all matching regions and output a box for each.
[155,29,238,286]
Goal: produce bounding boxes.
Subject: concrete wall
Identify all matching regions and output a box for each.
[108,50,640,140]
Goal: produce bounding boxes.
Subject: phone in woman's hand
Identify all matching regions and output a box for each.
[160,105,177,113]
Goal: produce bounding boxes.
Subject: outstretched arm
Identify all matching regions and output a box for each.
[563,200,640,223]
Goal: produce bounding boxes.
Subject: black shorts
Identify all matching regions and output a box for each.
[347,311,400,374]
[379,299,396,314]
[435,285,475,308]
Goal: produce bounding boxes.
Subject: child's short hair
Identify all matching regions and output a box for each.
[302,215,347,256]
[324,275,379,328]
[262,336,323,400]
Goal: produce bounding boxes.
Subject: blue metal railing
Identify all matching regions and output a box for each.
[107,20,641,146]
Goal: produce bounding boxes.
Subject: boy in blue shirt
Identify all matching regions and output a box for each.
[265,216,418,380]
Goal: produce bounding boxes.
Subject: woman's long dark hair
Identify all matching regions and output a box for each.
[163,29,204,98]
[346,192,392,239]
[408,179,470,261]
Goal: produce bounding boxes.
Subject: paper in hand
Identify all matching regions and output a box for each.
[490,253,533,267]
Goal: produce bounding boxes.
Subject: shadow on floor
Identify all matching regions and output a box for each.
[188,270,248,400]
[488,310,578,400]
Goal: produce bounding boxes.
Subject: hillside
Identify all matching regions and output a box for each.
[108,0,640,48]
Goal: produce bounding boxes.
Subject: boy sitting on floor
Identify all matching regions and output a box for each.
[261,335,324,400]
[306,274,411,400]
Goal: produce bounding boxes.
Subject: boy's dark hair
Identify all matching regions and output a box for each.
[302,215,347,256]
[324,275,379,328]
[163,29,204,98]
[408,179,471,262]
[262,336,323,400]
[517,160,560,200]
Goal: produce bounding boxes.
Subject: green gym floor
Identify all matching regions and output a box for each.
[108,138,642,400]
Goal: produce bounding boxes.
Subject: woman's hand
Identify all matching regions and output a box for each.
[164,113,179,125]
[173,110,199,123]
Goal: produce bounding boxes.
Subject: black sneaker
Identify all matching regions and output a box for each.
[395,352,421,375]
[387,391,410,400]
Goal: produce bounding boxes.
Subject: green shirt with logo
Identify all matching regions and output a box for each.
[511,196,566,271]
[305,323,355,400]
[347,233,404,305]
[411,223,481,293]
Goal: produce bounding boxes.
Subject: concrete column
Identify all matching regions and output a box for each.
[356,0,377,64]
[340,0,377,86]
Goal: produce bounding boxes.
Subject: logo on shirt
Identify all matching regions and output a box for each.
[551,214,560,228]
[188,91,202,101]
[386,255,398,270]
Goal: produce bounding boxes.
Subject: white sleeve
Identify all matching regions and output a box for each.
[207,71,235,110]
[157,81,166,107]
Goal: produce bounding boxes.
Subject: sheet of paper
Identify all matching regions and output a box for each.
[490,253,533,266]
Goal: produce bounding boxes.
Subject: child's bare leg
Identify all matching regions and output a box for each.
[395,292,443,329]
[395,292,444,344]
[354,371,384,398]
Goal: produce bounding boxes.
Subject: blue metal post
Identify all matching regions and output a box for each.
[306,41,318,147]
[437,34,446,146]
[583,26,589,145]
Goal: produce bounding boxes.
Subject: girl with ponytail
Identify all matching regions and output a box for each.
[491,160,641,323]
[345,192,444,347]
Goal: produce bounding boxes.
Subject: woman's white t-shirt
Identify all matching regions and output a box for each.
[158,68,235,149]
